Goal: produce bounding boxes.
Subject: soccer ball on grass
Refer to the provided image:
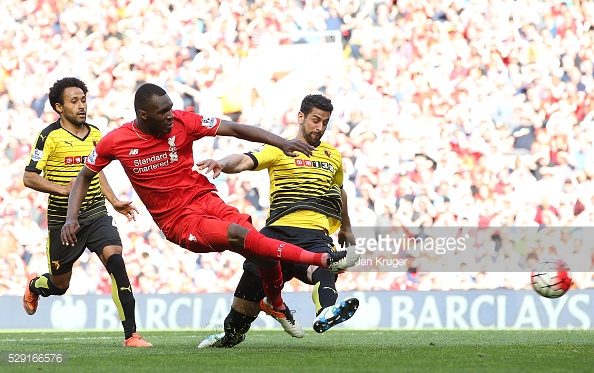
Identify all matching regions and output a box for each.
[531,258,572,299]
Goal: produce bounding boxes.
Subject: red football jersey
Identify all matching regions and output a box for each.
[86,110,220,228]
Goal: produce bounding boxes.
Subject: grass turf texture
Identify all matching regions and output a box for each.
[1,330,593,372]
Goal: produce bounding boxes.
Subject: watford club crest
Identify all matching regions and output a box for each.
[324,150,331,158]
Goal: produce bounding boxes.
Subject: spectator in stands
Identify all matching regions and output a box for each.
[3,0,594,294]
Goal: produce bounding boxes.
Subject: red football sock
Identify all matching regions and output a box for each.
[244,230,326,266]
[258,264,284,309]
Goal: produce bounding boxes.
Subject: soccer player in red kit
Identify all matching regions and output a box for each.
[61,83,359,343]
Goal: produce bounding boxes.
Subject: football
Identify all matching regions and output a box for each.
[531,258,572,299]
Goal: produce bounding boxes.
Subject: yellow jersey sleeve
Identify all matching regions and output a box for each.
[247,144,283,171]
[26,124,60,175]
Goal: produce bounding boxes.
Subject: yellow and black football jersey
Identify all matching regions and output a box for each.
[25,120,106,229]
[246,141,344,234]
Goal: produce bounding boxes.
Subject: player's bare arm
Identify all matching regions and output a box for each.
[337,188,356,248]
[61,166,98,246]
[98,171,138,222]
[23,170,76,196]
[196,153,254,179]
[217,120,314,157]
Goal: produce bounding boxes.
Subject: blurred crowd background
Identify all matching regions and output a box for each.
[2,0,594,296]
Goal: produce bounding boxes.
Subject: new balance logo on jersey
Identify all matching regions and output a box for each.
[129,149,138,155]
[119,286,132,292]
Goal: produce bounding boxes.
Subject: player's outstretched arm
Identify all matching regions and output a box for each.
[98,171,138,222]
[217,120,314,157]
[196,154,254,179]
[61,166,97,246]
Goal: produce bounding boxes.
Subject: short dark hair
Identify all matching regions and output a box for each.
[134,83,167,113]
[48,77,88,113]
[300,94,333,118]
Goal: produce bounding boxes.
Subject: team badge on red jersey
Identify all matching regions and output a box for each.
[168,136,179,162]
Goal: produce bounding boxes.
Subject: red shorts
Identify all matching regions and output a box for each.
[161,192,254,253]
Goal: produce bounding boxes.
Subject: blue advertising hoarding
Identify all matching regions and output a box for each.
[1,290,591,330]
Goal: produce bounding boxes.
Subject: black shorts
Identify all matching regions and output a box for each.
[238,226,336,301]
[47,214,122,275]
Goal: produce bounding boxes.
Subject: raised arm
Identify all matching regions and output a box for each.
[196,153,255,179]
[216,120,314,157]
[61,166,97,245]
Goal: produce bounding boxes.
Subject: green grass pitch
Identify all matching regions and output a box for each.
[1,330,593,372]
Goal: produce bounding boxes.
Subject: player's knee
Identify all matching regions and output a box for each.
[227,224,250,249]
[105,252,125,270]
[101,246,123,263]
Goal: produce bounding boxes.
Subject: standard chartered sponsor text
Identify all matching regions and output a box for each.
[133,153,168,173]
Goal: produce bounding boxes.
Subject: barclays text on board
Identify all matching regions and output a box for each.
[1,290,592,330]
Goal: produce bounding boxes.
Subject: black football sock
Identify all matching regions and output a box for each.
[30,273,67,297]
[311,269,338,315]
[225,307,256,336]
[106,254,136,339]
